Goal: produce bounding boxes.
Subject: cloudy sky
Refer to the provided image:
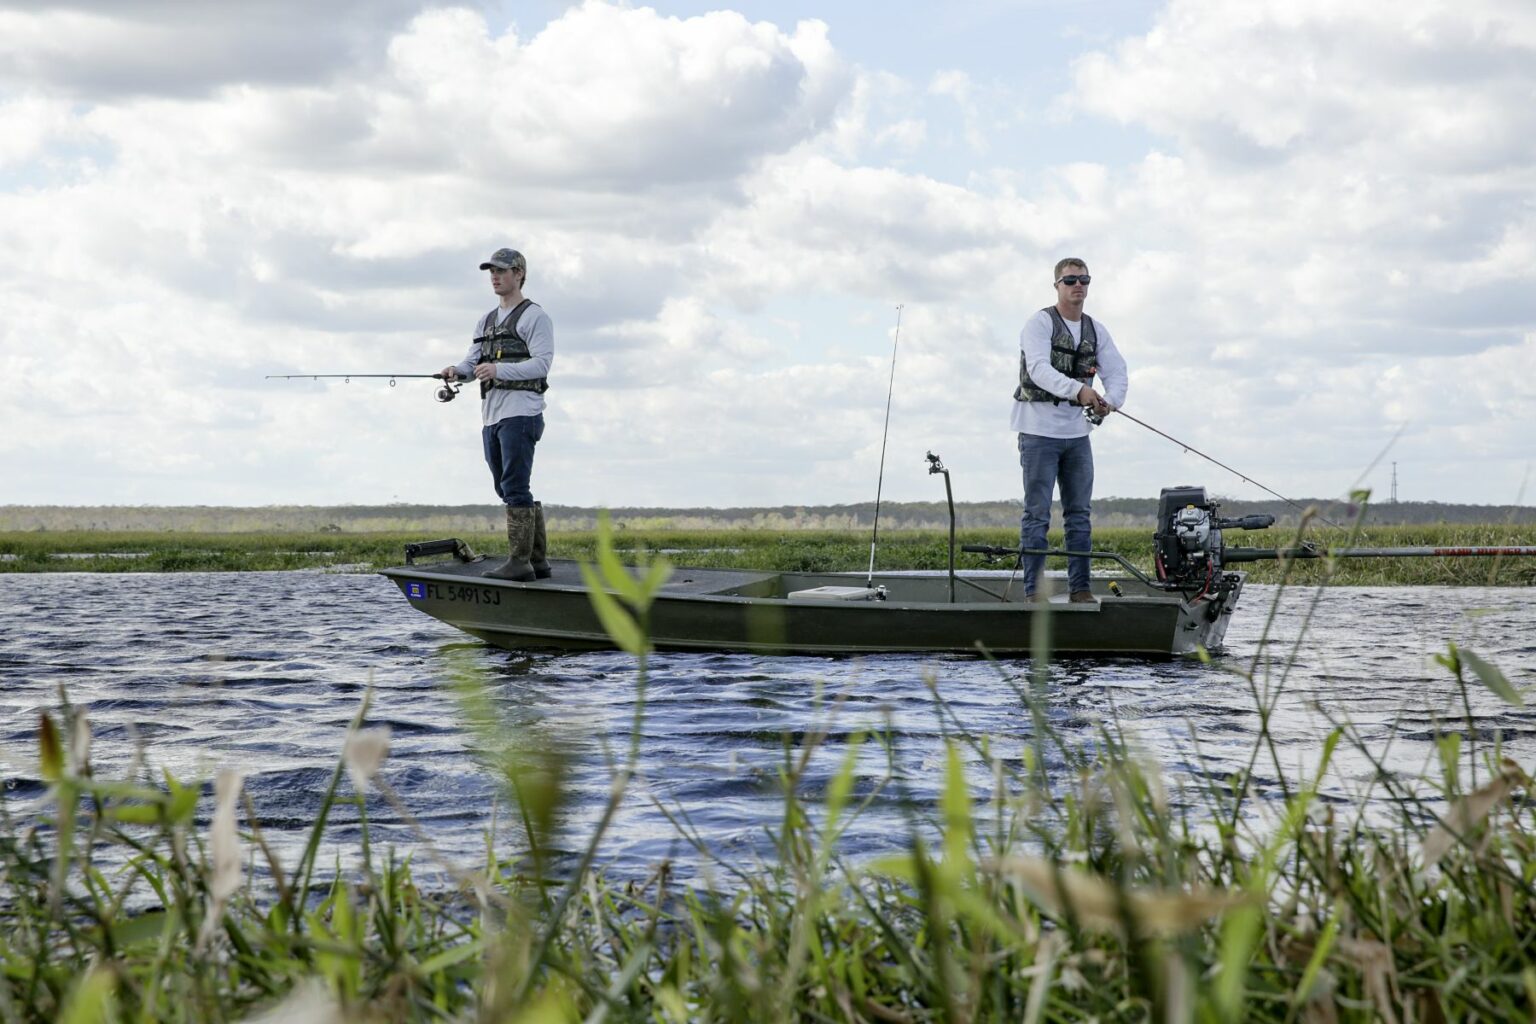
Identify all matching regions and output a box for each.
[2,0,1532,510]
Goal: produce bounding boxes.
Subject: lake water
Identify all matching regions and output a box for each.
[2,572,1532,882]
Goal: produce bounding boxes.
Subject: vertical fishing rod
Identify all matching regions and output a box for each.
[866,304,904,588]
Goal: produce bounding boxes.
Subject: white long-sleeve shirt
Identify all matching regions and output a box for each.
[1008,308,1128,438]
[452,302,554,426]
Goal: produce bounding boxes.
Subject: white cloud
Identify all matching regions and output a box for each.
[0,2,853,336]
[0,94,83,167]
[0,1,432,96]
[1050,0,1536,393]
[697,153,1090,311]
[1074,0,1536,171]
[928,69,989,153]
[369,4,846,189]
[0,0,1532,508]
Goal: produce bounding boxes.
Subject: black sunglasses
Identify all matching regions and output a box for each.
[1056,274,1091,286]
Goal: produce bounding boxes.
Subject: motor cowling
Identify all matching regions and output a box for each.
[1155,486,1217,582]
[1154,486,1275,584]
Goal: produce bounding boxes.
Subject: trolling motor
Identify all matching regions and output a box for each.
[959,484,1266,600]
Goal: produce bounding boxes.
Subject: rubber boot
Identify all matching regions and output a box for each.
[531,501,552,579]
[485,506,537,581]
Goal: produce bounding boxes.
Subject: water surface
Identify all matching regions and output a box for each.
[3,573,1531,880]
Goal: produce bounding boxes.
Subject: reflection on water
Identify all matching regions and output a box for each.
[1,572,1532,879]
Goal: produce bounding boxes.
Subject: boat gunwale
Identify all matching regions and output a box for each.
[378,563,1194,612]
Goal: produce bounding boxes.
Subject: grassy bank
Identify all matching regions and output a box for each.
[4,522,1535,584]
[4,536,1534,1021]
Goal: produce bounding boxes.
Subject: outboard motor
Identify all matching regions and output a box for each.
[1154,486,1275,587]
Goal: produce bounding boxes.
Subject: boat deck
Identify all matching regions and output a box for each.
[659,567,783,597]
[391,556,1161,605]
[393,556,779,595]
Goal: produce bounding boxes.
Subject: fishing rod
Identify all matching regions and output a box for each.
[1093,405,1340,527]
[1146,486,1535,597]
[866,304,903,590]
[265,373,463,402]
[1223,543,1536,563]
[967,485,1536,602]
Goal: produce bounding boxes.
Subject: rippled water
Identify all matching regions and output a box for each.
[3,572,1533,881]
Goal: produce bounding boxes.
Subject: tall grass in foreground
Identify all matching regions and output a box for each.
[4,521,1535,1022]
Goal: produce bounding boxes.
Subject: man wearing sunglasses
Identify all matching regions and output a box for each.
[439,247,556,582]
[1010,257,1128,604]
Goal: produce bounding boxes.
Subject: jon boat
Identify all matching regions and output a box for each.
[381,485,1536,659]
[381,559,1227,657]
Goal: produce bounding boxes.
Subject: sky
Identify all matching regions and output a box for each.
[1,0,1532,510]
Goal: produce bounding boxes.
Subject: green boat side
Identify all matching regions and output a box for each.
[379,556,1244,657]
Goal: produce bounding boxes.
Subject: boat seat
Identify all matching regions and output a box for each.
[787,586,882,602]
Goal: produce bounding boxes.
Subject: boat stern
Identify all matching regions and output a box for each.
[1169,572,1246,655]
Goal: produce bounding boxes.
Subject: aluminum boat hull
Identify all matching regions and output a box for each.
[381,558,1243,657]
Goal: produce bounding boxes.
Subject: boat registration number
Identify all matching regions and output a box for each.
[405,581,502,605]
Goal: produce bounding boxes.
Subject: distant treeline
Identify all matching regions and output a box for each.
[2,496,1531,533]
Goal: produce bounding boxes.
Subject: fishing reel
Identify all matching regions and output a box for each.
[1154,486,1274,585]
[435,379,462,403]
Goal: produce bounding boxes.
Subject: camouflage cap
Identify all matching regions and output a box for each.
[479,248,526,272]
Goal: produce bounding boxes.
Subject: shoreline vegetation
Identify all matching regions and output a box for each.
[4,495,1534,534]
[4,526,1534,1020]
[3,523,1536,585]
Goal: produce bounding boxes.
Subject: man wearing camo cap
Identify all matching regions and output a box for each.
[439,247,556,581]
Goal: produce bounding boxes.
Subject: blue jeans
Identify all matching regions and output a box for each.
[482,414,544,507]
[1018,433,1094,595]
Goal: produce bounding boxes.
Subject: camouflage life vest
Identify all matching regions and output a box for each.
[475,298,549,398]
[1013,307,1097,404]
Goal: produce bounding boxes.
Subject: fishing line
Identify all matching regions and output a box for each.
[866,304,903,588]
[1107,406,1340,528]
